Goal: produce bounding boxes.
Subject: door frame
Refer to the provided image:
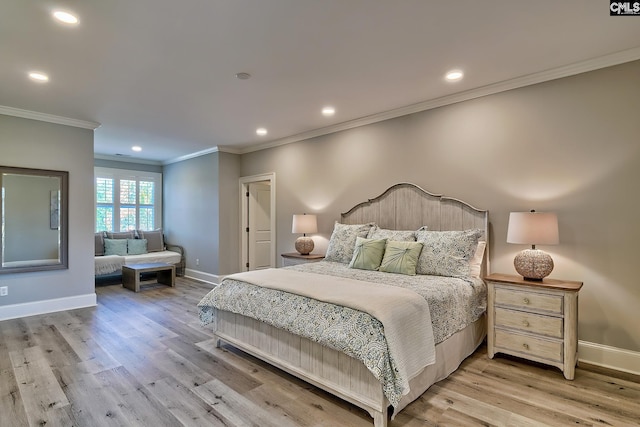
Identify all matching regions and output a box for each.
[239,173,276,271]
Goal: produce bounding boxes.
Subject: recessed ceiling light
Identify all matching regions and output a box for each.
[236,72,251,80]
[53,10,79,25]
[256,128,267,136]
[132,146,142,152]
[28,72,49,82]
[445,70,464,81]
[322,106,335,117]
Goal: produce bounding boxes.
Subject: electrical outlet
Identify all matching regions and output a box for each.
[0,286,7,297]
[196,258,200,266]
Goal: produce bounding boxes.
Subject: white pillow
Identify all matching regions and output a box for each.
[469,241,486,278]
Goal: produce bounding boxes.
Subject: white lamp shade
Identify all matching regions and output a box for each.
[507,212,559,245]
[292,214,317,234]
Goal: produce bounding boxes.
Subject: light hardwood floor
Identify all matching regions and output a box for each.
[1,277,638,427]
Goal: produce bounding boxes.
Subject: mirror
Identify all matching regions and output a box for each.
[0,166,68,274]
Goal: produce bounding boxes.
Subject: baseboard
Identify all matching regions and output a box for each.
[578,340,640,376]
[0,293,97,322]
[184,268,220,285]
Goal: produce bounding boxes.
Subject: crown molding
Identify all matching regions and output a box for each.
[0,105,100,130]
[163,147,220,165]
[163,145,242,165]
[94,154,163,165]
[239,46,640,154]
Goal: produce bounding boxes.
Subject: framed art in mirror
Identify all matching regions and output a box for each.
[0,166,69,274]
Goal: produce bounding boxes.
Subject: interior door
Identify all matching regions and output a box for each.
[247,182,272,270]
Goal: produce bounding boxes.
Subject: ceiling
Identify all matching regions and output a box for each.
[2,1,640,164]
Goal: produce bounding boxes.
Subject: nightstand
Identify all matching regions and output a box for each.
[281,253,325,267]
[485,273,583,380]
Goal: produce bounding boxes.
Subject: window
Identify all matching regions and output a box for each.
[94,167,162,232]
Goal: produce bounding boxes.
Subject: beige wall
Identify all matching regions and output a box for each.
[240,60,640,353]
[0,115,95,309]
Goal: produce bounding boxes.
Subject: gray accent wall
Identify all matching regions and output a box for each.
[0,115,95,307]
[163,151,240,277]
[239,60,640,353]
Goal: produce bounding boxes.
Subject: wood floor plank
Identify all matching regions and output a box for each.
[0,278,638,427]
[0,363,30,427]
[162,335,263,395]
[24,317,83,369]
[94,366,183,427]
[49,317,122,375]
[194,378,299,427]
[53,366,127,426]
[145,376,230,427]
[202,340,372,426]
[147,347,215,389]
[9,345,73,426]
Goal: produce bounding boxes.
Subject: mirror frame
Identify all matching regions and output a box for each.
[0,166,69,274]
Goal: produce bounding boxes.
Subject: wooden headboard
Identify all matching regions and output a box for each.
[341,182,490,275]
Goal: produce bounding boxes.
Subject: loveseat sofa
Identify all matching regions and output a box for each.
[95,229,185,277]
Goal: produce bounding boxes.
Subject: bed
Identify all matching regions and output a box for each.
[198,183,489,427]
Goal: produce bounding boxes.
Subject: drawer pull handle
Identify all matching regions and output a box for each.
[523,343,529,350]
[523,320,530,327]
[523,297,530,304]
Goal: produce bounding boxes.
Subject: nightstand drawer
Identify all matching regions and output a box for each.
[495,287,563,314]
[495,329,562,363]
[495,307,563,338]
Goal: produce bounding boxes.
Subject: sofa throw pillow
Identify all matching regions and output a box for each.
[95,232,105,256]
[367,226,416,241]
[106,231,135,239]
[349,237,387,271]
[415,228,483,277]
[104,238,128,256]
[324,222,375,264]
[138,229,164,252]
[127,238,147,255]
[378,240,423,276]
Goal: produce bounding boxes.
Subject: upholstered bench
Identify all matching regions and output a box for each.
[94,229,185,277]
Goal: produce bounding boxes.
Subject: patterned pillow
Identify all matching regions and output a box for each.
[127,239,148,255]
[415,228,483,277]
[367,226,416,241]
[324,222,375,264]
[349,237,387,271]
[138,229,164,252]
[378,240,423,276]
[104,238,128,256]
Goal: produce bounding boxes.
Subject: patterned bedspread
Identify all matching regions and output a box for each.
[291,261,487,343]
[198,261,486,408]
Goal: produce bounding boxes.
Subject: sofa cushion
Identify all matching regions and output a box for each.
[95,232,105,256]
[106,231,136,239]
[138,229,164,252]
[104,238,128,256]
[127,238,147,255]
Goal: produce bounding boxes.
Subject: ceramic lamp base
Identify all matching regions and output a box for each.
[295,236,314,255]
[514,249,554,280]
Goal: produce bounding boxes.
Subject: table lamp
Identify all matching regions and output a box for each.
[507,210,559,280]
[292,214,317,255]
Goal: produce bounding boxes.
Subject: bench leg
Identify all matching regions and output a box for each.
[156,267,176,287]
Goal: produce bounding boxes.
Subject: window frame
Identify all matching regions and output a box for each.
[94,167,162,232]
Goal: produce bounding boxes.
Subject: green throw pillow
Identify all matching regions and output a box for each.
[127,239,148,255]
[104,238,128,256]
[379,240,423,276]
[348,237,387,271]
